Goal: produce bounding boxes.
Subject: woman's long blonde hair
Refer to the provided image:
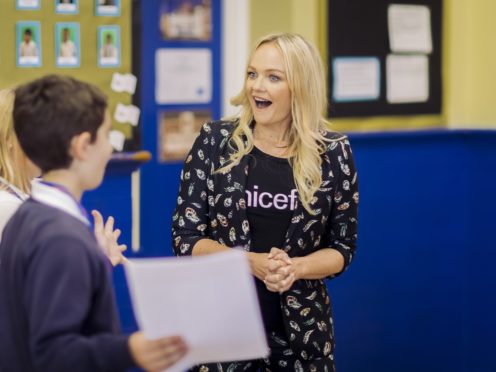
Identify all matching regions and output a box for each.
[220,33,333,214]
[0,89,31,194]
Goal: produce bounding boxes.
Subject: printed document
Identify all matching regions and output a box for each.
[124,250,268,371]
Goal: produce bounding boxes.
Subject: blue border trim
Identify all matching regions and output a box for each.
[16,21,42,68]
[138,0,222,257]
[55,22,80,68]
[347,128,496,141]
[332,56,381,102]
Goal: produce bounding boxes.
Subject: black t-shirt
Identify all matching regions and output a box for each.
[246,146,297,332]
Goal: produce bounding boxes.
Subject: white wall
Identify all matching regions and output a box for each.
[222,0,249,117]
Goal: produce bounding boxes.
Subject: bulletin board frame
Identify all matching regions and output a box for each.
[327,0,442,118]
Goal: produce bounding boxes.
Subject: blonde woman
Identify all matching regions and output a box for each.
[173,33,358,371]
[0,89,39,240]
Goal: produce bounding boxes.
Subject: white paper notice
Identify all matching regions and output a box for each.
[111,72,137,94]
[114,103,140,126]
[124,250,269,372]
[109,130,125,152]
[332,57,380,102]
[388,4,432,54]
[155,48,212,104]
[386,54,429,104]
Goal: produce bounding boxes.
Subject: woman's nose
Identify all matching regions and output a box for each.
[252,77,265,92]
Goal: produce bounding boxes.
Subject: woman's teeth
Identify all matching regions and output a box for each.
[254,98,272,108]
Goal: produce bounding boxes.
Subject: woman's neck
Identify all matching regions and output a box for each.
[252,123,293,158]
[253,123,291,148]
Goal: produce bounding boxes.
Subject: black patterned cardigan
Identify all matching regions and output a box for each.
[172,120,358,367]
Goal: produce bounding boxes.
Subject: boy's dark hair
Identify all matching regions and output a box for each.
[13,74,108,172]
[24,28,32,36]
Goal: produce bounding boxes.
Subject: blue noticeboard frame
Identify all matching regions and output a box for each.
[136,0,222,258]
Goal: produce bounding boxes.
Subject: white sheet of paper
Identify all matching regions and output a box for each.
[124,250,269,372]
[332,57,380,102]
[111,72,137,94]
[386,54,429,104]
[388,4,432,54]
[155,48,212,104]
[114,103,140,126]
[109,130,125,151]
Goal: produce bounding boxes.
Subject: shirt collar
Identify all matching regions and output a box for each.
[31,179,90,226]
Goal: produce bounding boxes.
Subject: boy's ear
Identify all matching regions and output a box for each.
[69,131,92,161]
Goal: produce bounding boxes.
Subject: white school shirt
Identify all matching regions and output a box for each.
[19,41,38,57]
[60,40,76,57]
[30,180,90,227]
[0,177,29,242]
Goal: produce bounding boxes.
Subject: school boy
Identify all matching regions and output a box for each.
[0,75,187,372]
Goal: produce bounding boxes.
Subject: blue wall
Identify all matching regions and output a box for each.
[83,159,140,334]
[332,130,496,372]
[86,130,496,371]
[138,0,222,258]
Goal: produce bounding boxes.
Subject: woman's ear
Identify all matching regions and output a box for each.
[69,131,92,160]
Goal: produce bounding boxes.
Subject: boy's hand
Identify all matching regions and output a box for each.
[92,210,127,266]
[129,332,188,372]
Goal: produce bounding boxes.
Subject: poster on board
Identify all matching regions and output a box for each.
[96,0,121,16]
[98,25,120,68]
[55,0,79,14]
[158,110,211,162]
[16,21,42,67]
[159,0,212,41]
[55,23,80,67]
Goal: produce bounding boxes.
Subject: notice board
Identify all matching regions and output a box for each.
[328,0,442,118]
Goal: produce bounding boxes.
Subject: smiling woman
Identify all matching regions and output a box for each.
[172,33,359,372]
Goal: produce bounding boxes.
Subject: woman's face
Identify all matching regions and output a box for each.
[245,43,292,129]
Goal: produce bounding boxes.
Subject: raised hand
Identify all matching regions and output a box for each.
[92,209,127,266]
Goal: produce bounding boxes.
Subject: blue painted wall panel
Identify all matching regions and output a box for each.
[86,128,496,371]
[332,131,496,372]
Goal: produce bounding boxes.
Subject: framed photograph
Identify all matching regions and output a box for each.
[55,0,79,14]
[16,21,42,67]
[159,0,212,41]
[158,110,211,162]
[95,0,121,16]
[97,25,120,68]
[55,23,80,67]
[16,0,40,10]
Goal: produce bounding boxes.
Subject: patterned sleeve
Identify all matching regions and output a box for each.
[172,123,214,257]
[326,138,359,277]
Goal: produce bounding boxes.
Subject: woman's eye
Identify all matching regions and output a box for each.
[269,75,280,82]
[247,71,256,79]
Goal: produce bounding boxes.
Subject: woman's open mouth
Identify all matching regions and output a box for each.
[254,97,272,108]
